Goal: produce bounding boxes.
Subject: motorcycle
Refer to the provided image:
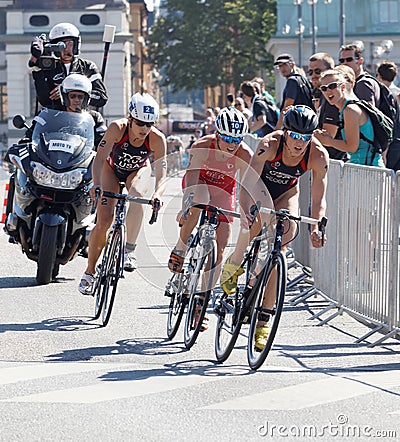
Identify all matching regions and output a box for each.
[5,108,95,285]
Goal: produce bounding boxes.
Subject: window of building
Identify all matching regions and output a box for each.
[29,15,50,27]
[379,0,399,23]
[0,83,7,123]
[80,14,100,26]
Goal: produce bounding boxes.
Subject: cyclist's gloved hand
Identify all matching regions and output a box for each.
[30,36,44,59]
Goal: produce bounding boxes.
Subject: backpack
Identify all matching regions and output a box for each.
[261,96,279,127]
[290,73,315,111]
[346,99,394,154]
[361,74,398,123]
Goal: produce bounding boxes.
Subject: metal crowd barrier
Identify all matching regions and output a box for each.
[293,160,400,346]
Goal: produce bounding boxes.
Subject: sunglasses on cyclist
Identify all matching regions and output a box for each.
[132,118,155,128]
[68,93,85,100]
[339,56,358,63]
[320,81,342,92]
[218,134,243,145]
[287,130,312,142]
[307,68,322,76]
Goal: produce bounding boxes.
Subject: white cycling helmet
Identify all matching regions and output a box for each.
[215,107,249,137]
[128,92,159,122]
[61,74,92,111]
[49,22,81,55]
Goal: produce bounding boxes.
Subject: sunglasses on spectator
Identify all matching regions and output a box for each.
[320,81,342,92]
[307,68,322,76]
[68,93,85,100]
[132,118,155,128]
[339,56,358,63]
[287,130,312,142]
[218,134,243,144]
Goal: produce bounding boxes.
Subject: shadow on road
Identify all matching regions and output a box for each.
[0,316,101,334]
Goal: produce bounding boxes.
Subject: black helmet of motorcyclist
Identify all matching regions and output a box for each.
[49,22,81,56]
[61,74,91,113]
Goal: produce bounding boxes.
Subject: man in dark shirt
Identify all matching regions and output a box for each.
[308,52,349,161]
[29,22,108,111]
[273,53,314,129]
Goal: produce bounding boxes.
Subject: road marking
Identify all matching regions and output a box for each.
[202,370,400,410]
[0,362,296,404]
[3,373,225,404]
[0,362,132,385]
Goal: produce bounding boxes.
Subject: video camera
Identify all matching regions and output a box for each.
[36,34,66,70]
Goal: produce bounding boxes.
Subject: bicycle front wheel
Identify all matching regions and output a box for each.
[214,291,243,363]
[99,227,124,327]
[247,251,286,371]
[184,246,216,349]
[166,272,187,340]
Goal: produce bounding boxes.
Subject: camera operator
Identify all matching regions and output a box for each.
[29,22,108,112]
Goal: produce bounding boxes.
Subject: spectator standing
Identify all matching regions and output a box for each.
[273,53,314,129]
[240,81,278,137]
[251,76,276,105]
[226,93,236,108]
[204,108,217,135]
[377,61,400,170]
[308,52,349,161]
[377,61,400,104]
[234,96,252,121]
[315,70,384,167]
[29,22,108,112]
[338,44,380,106]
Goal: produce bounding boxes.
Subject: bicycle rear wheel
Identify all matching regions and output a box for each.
[98,227,123,327]
[247,251,286,371]
[184,246,216,349]
[166,272,188,340]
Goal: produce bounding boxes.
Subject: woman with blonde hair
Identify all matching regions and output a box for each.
[314,69,384,167]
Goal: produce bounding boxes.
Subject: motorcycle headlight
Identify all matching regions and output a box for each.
[31,162,85,189]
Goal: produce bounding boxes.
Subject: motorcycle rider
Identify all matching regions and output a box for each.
[60,73,107,148]
[29,22,108,111]
[4,74,106,238]
[78,92,167,295]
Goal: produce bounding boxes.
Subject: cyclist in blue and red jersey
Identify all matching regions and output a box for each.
[221,105,329,349]
[78,92,167,295]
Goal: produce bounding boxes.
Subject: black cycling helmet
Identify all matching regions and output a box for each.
[283,105,318,134]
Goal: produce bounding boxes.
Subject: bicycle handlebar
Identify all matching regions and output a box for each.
[92,190,160,224]
[189,203,241,219]
[253,204,328,246]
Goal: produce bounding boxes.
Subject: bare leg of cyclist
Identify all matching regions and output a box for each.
[258,187,299,327]
[125,166,151,246]
[85,164,119,275]
[173,184,209,251]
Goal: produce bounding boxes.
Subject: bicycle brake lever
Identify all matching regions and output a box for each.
[149,198,160,225]
[318,216,328,247]
[91,186,101,215]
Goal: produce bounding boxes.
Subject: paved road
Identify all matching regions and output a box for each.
[0,172,399,441]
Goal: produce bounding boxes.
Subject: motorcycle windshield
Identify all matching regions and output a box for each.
[32,109,95,170]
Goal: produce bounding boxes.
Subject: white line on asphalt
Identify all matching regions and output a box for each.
[0,362,297,403]
[201,371,400,410]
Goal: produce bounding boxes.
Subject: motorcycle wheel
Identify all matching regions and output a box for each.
[36,224,58,285]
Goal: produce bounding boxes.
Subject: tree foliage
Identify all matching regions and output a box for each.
[148,0,277,92]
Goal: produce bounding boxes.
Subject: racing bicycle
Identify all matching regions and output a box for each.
[165,202,240,349]
[92,189,160,327]
[214,205,327,370]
